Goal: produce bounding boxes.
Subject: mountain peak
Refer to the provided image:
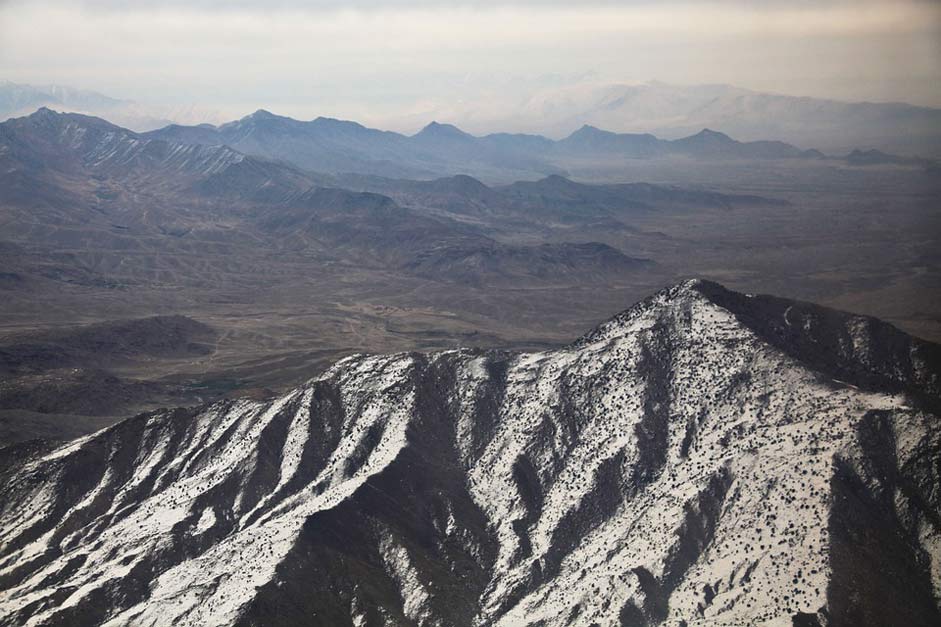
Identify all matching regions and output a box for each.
[231,109,292,127]
[414,120,473,140]
[19,106,123,135]
[572,123,608,136]
[692,128,734,141]
[27,106,66,124]
[589,278,941,404]
[2,279,937,625]
[217,109,296,134]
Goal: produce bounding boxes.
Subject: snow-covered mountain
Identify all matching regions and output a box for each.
[0,82,124,122]
[0,81,224,133]
[1,280,939,626]
[4,107,244,177]
[0,108,319,204]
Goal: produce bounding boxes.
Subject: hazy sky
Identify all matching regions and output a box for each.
[2,0,940,127]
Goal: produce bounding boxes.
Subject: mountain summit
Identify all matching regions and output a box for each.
[412,121,477,146]
[0,280,939,626]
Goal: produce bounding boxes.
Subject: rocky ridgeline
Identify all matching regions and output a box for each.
[0,280,938,626]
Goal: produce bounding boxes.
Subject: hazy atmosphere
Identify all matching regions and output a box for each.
[2,0,940,131]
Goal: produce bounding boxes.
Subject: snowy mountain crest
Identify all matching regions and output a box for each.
[0,280,938,626]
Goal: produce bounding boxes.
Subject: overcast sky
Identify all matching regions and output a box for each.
[1,0,939,127]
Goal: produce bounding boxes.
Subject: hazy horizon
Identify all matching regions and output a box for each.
[2,0,940,135]
[7,75,941,132]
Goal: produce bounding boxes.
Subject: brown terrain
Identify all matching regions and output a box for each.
[1,108,938,446]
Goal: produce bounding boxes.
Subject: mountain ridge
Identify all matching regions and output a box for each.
[9,106,932,186]
[8,108,806,295]
[436,80,941,156]
[1,279,938,626]
[144,110,825,176]
[7,79,940,155]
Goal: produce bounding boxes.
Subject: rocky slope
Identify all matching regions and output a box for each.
[0,109,653,295]
[0,280,939,626]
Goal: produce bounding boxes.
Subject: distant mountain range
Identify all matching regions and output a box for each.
[0,82,123,118]
[0,108,929,316]
[423,80,941,157]
[4,108,706,295]
[0,81,224,132]
[142,108,938,181]
[1,107,921,304]
[1,108,790,296]
[5,79,940,158]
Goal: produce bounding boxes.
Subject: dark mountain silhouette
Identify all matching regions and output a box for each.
[142,111,835,181]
